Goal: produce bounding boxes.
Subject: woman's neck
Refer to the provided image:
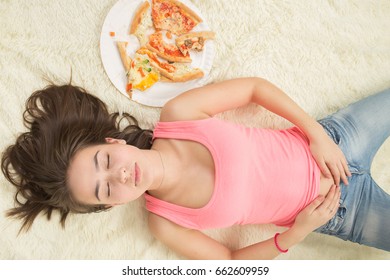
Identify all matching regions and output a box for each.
[147,144,183,200]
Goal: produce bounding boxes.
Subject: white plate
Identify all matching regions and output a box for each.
[100,0,215,107]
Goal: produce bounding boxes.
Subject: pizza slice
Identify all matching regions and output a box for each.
[146,31,191,62]
[176,31,215,56]
[137,47,203,82]
[116,41,132,71]
[129,1,154,46]
[151,0,202,35]
[163,62,204,82]
[126,53,160,95]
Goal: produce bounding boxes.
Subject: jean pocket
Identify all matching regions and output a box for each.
[315,206,346,235]
[318,119,341,145]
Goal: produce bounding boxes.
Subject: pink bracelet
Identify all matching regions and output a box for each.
[274,233,288,253]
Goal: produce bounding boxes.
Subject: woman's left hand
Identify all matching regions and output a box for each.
[293,184,341,233]
[309,131,351,187]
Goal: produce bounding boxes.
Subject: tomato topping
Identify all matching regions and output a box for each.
[149,32,189,58]
[138,67,145,78]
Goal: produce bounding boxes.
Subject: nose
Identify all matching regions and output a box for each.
[117,167,128,184]
[106,167,128,185]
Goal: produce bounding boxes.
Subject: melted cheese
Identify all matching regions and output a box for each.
[134,6,153,46]
[152,0,198,35]
[128,54,160,91]
[133,72,159,91]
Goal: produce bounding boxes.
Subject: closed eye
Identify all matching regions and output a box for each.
[107,154,111,197]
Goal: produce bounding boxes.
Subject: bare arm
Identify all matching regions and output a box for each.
[162,77,351,185]
[163,78,319,134]
[149,185,341,259]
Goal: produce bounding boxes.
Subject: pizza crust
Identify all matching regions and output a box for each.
[164,65,204,82]
[129,1,150,34]
[167,0,203,23]
[116,41,132,71]
[129,1,153,46]
[176,31,215,43]
[152,61,203,82]
[155,62,204,82]
[152,0,202,35]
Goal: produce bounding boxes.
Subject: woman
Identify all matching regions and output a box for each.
[2,77,389,259]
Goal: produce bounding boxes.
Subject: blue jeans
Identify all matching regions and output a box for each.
[314,88,390,252]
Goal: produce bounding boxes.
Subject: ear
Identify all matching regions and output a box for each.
[105,138,126,145]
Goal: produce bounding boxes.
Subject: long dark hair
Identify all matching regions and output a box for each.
[1,83,153,233]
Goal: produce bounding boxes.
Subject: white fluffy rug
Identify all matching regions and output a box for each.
[1,0,389,260]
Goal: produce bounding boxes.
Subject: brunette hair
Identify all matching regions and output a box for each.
[1,83,153,233]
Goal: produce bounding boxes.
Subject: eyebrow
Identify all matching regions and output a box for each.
[94,150,101,201]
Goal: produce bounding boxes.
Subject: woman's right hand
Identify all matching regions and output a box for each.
[293,185,341,234]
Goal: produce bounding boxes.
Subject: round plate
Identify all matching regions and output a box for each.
[100,0,215,107]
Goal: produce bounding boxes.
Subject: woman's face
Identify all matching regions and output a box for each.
[67,139,153,206]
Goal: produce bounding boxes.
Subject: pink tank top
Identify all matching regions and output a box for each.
[144,117,320,229]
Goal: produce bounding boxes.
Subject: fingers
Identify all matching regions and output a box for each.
[333,161,345,187]
[318,160,332,180]
[295,185,341,230]
[341,157,352,181]
[313,140,352,187]
[339,159,351,186]
[336,154,351,186]
[327,185,341,212]
[323,158,351,187]
[305,195,325,214]
[320,161,340,187]
[320,185,341,216]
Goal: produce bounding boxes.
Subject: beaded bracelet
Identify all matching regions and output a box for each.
[274,233,289,253]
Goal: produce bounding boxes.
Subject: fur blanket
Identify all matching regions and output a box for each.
[0,0,389,260]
